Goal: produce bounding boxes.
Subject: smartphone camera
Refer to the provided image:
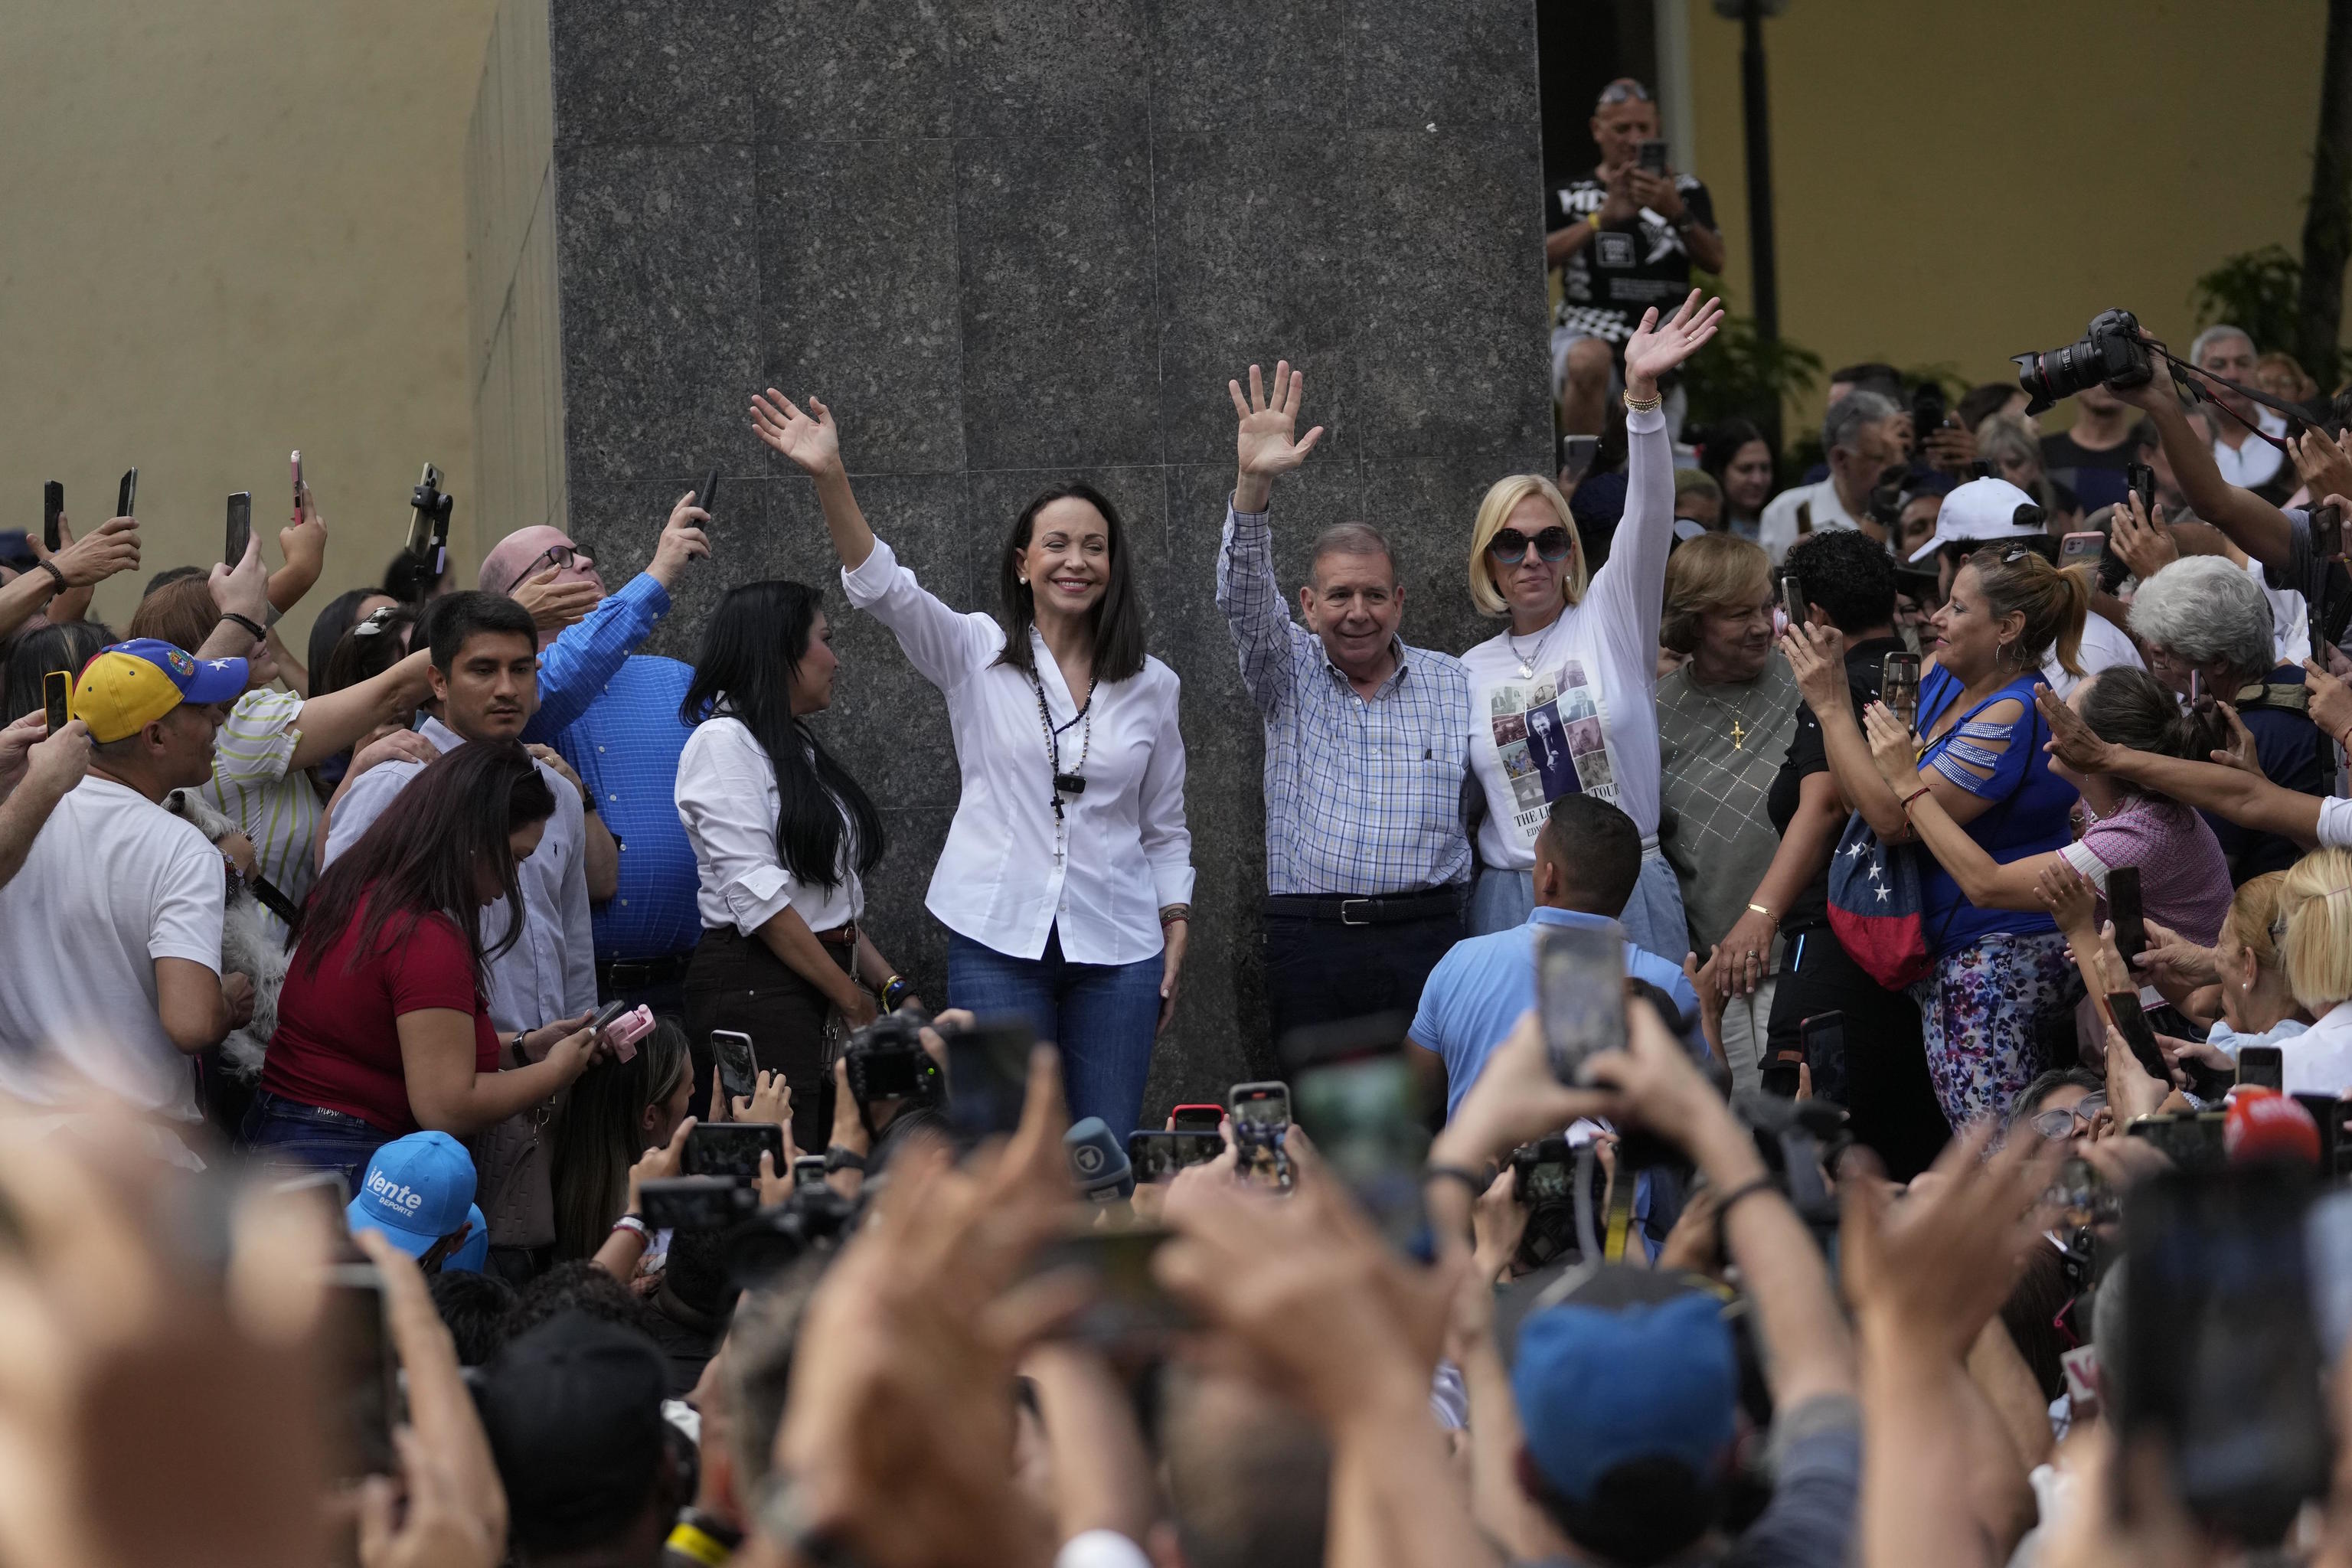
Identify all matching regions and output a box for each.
[1537,921,1628,1083]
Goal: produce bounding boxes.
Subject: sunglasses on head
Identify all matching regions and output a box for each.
[1487,526,1576,564]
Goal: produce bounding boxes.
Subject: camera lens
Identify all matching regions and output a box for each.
[2013,337,2100,416]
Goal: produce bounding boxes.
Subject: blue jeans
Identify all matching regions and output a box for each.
[946,926,1162,1138]
[1468,844,1687,959]
[240,1090,393,1199]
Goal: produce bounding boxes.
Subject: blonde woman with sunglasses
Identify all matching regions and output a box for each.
[1459,289,1722,946]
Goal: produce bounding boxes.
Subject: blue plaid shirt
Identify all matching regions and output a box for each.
[1217,500,1475,895]
[524,573,703,962]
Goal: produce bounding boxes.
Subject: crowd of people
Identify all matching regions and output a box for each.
[15,63,2352,1568]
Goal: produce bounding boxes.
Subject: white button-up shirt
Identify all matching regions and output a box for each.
[2286,1001,2352,1098]
[322,717,596,1031]
[841,537,1194,965]
[675,714,863,937]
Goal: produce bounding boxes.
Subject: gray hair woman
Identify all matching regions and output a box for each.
[2128,554,2327,880]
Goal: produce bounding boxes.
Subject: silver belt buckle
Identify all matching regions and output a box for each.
[1340,898,1374,926]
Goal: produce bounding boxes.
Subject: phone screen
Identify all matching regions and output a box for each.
[2314,503,2345,560]
[2122,1168,2329,1539]
[1537,920,1627,1083]
[639,1176,753,1233]
[1294,1049,1429,1253]
[42,481,62,554]
[590,998,632,1034]
[1779,573,1808,626]
[44,671,70,736]
[224,492,252,567]
[1128,1129,1225,1182]
[323,1265,398,1478]
[793,1155,829,1191]
[2108,866,2148,964]
[2106,991,2170,1083]
[1229,1083,1289,1129]
[708,1029,757,1100]
[684,1122,786,1180]
[116,468,137,520]
[1637,139,1668,174]
[2240,1045,2286,1093]
[944,1022,1035,1146]
[1880,653,1922,730]
[291,450,306,517]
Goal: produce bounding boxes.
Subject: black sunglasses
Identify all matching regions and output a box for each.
[1487,526,1576,564]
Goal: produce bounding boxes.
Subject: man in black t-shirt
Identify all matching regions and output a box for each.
[1546,78,1724,436]
[2037,381,2153,513]
[1762,531,1949,1179]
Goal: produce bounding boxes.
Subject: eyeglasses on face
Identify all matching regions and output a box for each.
[1487,526,1576,564]
[2030,1091,2106,1140]
[504,544,583,594]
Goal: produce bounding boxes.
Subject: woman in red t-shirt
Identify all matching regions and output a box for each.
[245,741,603,1191]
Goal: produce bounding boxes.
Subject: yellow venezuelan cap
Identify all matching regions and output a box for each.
[70,639,247,744]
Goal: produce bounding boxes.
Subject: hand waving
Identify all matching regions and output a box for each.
[751,389,844,479]
[1230,360,1325,511]
[1622,289,1725,399]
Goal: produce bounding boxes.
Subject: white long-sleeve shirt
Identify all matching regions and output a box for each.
[1465,403,1673,860]
[841,537,1194,965]
[675,715,863,937]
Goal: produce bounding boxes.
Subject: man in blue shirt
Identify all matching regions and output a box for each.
[1408,795,1698,1119]
[481,492,710,1016]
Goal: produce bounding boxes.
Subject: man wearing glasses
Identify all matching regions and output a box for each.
[475,494,711,1018]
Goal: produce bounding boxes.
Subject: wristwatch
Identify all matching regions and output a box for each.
[824,1145,867,1174]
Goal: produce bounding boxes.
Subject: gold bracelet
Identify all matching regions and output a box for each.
[1586,208,1603,230]
[1623,390,1663,413]
[1746,902,1778,924]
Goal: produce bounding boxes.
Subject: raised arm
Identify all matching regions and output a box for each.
[754,390,875,568]
[0,516,142,642]
[1589,293,1723,661]
[2034,687,2322,846]
[2117,346,2296,570]
[1218,361,1325,713]
[756,390,998,691]
[286,650,433,771]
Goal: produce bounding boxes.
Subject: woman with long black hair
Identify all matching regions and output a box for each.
[753,388,1194,1138]
[676,579,909,1154]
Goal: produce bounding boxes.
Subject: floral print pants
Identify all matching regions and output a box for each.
[1909,929,2075,1129]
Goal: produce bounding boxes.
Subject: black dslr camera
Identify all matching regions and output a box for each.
[724,1182,858,1290]
[2013,308,2154,416]
[844,1008,944,1109]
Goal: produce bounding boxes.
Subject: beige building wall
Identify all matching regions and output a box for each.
[1681,0,2331,436]
[0,0,500,653]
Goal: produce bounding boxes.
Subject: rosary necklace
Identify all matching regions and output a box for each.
[1031,671,1091,864]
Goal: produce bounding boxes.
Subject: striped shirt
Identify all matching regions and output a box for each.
[1216,501,1474,896]
[200,686,321,945]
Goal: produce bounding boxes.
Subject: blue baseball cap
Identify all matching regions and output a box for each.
[347,1132,480,1260]
[1511,1292,1737,1504]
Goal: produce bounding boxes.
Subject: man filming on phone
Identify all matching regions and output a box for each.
[1547,77,1723,436]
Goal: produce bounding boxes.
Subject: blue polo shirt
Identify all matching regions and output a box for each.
[1410,906,1700,1119]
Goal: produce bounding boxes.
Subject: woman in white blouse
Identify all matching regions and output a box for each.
[1458,290,1722,953]
[675,579,911,1154]
[753,388,1194,1136]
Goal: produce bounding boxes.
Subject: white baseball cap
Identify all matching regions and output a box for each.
[1903,477,2047,564]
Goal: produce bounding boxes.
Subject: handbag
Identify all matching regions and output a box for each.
[472,1102,555,1251]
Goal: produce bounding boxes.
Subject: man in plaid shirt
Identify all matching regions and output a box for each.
[1216,360,1475,1048]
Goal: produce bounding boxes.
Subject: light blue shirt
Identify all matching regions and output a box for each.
[1410,906,1700,1119]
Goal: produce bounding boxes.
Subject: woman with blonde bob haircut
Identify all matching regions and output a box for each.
[1458,289,1725,943]
[2277,849,2352,1094]
[1655,534,1802,1081]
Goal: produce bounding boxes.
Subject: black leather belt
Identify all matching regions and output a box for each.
[596,952,694,991]
[1262,887,1466,926]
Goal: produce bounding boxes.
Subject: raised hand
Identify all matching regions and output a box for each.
[2107,491,2176,583]
[1622,289,1725,399]
[2210,701,2262,776]
[2035,685,2115,773]
[208,532,270,629]
[2306,656,2352,750]
[1779,621,1850,718]
[751,389,844,479]
[1230,360,1326,511]
[45,514,140,589]
[648,491,711,590]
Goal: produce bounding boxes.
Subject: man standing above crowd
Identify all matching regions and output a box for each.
[2038,381,2150,513]
[2192,324,2290,495]
[1759,392,1908,567]
[0,641,252,1123]
[482,494,710,1017]
[1547,77,1723,436]
[1216,361,1474,1047]
[325,593,599,1272]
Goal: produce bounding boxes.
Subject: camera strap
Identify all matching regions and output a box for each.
[2154,345,2304,452]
